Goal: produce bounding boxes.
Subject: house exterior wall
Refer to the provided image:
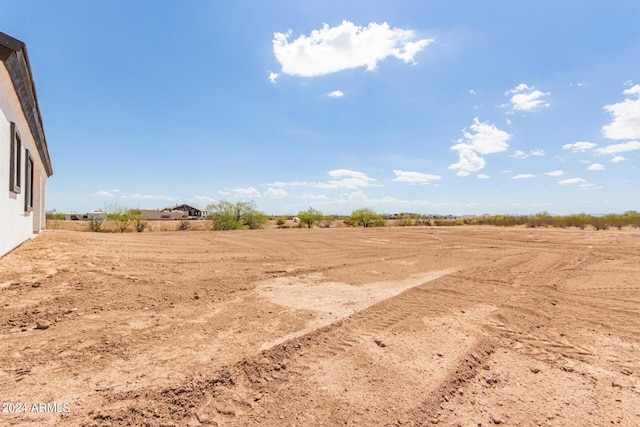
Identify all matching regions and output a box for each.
[139,210,187,221]
[0,62,48,258]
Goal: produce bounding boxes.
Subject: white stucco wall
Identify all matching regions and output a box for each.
[0,63,48,258]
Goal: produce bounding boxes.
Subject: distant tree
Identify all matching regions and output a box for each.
[45,210,65,220]
[297,207,324,228]
[206,200,268,230]
[349,208,385,227]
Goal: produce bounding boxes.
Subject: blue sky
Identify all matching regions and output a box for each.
[2,1,639,215]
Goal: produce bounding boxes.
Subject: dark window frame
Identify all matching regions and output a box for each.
[24,149,34,212]
[9,122,21,194]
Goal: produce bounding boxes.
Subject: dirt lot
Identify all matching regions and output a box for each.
[1,226,639,426]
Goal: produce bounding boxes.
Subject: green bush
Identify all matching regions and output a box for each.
[46,211,65,220]
[348,208,385,227]
[471,211,640,229]
[297,207,324,229]
[105,207,141,233]
[206,200,268,230]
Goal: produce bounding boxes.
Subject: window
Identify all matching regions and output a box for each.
[24,149,34,212]
[9,122,21,193]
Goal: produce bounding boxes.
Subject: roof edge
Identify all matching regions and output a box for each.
[0,32,53,177]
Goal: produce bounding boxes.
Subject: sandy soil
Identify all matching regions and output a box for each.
[1,226,639,426]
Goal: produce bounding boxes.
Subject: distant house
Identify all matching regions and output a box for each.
[393,212,421,220]
[139,209,187,221]
[65,210,106,221]
[164,204,206,219]
[1,32,53,258]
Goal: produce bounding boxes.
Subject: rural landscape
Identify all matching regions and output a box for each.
[1,213,639,426]
[3,2,640,426]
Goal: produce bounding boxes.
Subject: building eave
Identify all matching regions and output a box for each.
[1,32,53,177]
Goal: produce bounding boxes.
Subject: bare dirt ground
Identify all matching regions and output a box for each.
[1,226,639,426]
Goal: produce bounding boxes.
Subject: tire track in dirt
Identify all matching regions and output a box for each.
[81,262,513,426]
[255,268,457,350]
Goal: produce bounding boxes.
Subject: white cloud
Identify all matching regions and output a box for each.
[449,147,486,177]
[266,171,375,191]
[338,190,369,201]
[223,187,262,199]
[267,181,309,187]
[469,89,476,95]
[562,141,597,152]
[559,178,589,186]
[512,174,536,179]
[596,141,640,154]
[272,20,434,77]
[327,90,344,98]
[93,189,120,197]
[451,117,511,155]
[268,72,279,84]
[510,149,545,159]
[477,174,490,179]
[449,118,510,176]
[611,155,626,163]
[264,188,289,198]
[188,195,217,205]
[300,193,330,202]
[587,163,605,171]
[511,150,527,159]
[392,170,442,184]
[544,170,565,177]
[505,83,550,112]
[602,84,640,139]
[316,169,377,189]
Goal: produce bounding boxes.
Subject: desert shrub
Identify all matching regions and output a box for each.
[526,212,551,228]
[88,217,104,232]
[133,218,147,232]
[433,219,462,226]
[105,207,135,233]
[46,211,65,220]
[206,200,268,230]
[297,207,324,229]
[348,208,385,227]
[593,219,609,230]
[113,215,132,233]
[125,209,147,233]
[176,219,191,231]
[600,214,621,230]
[244,210,269,230]
[469,211,640,229]
[400,218,414,226]
[561,213,588,229]
[623,211,640,228]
